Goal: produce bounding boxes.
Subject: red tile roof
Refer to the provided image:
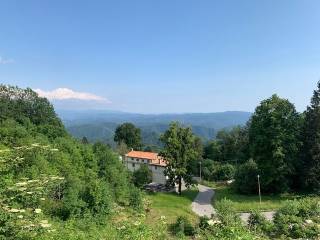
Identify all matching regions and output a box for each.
[125,150,167,166]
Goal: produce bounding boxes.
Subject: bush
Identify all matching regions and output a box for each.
[200,202,260,240]
[215,199,241,226]
[132,164,152,188]
[129,187,143,211]
[233,159,259,194]
[273,199,320,239]
[212,164,235,181]
[170,216,195,236]
[248,210,273,234]
[199,216,210,230]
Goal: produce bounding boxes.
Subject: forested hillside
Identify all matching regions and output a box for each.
[0,85,144,239]
[59,110,251,145]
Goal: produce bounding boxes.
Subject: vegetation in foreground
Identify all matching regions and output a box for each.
[203,181,319,212]
[145,189,198,225]
[2,83,320,239]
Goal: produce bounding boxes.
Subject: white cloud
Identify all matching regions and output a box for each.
[0,56,14,64]
[34,88,111,103]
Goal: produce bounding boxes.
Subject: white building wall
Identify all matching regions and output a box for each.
[124,156,167,184]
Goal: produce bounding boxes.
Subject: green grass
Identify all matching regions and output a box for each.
[202,181,319,212]
[145,188,199,224]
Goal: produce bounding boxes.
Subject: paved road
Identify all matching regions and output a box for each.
[191,185,216,217]
[191,184,275,223]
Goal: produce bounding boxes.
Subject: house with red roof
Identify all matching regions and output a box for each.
[124,150,168,184]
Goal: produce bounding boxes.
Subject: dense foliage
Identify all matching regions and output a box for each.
[204,126,249,164]
[132,164,152,188]
[301,81,320,193]
[233,159,259,194]
[248,94,302,193]
[160,122,200,194]
[0,85,142,239]
[114,122,142,150]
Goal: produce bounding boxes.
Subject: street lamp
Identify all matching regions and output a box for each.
[257,174,262,205]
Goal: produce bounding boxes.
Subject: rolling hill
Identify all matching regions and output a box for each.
[57,110,251,146]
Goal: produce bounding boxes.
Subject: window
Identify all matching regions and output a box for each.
[132,163,135,167]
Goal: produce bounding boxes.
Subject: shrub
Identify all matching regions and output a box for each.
[215,199,241,226]
[273,199,320,239]
[132,165,152,188]
[200,203,260,240]
[170,216,195,236]
[199,216,210,230]
[248,210,274,234]
[233,159,259,194]
[212,164,235,181]
[129,187,143,211]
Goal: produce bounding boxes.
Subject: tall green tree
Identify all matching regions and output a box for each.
[114,123,142,150]
[204,126,249,164]
[160,122,199,194]
[301,81,320,192]
[249,94,302,193]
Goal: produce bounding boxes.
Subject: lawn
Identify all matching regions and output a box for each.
[203,181,318,212]
[145,188,199,224]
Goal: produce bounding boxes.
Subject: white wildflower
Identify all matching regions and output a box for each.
[117,225,126,230]
[9,208,20,213]
[27,180,39,183]
[16,182,28,186]
[208,219,221,226]
[305,219,313,224]
[134,221,141,226]
[17,215,24,219]
[35,209,42,214]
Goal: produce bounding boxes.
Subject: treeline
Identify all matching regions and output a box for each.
[0,85,142,239]
[202,82,320,195]
[112,81,320,195]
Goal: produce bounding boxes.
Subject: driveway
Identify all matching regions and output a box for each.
[191,184,216,217]
[191,184,275,223]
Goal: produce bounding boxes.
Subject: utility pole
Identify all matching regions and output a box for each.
[257,174,262,205]
[199,161,202,182]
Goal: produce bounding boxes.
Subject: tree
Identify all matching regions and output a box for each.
[204,140,222,161]
[188,136,204,177]
[234,159,259,194]
[301,81,320,192]
[204,126,249,164]
[159,122,199,195]
[133,164,152,188]
[249,94,302,193]
[81,136,89,144]
[114,123,142,150]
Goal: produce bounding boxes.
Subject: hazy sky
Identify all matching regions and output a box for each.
[0,0,320,113]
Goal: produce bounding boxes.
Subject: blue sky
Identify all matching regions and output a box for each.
[0,0,320,113]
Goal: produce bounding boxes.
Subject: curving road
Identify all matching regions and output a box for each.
[191,184,216,217]
[191,184,275,223]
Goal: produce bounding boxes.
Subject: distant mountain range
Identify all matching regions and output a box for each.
[57,110,252,146]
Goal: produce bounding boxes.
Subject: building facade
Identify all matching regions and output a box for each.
[124,150,167,184]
